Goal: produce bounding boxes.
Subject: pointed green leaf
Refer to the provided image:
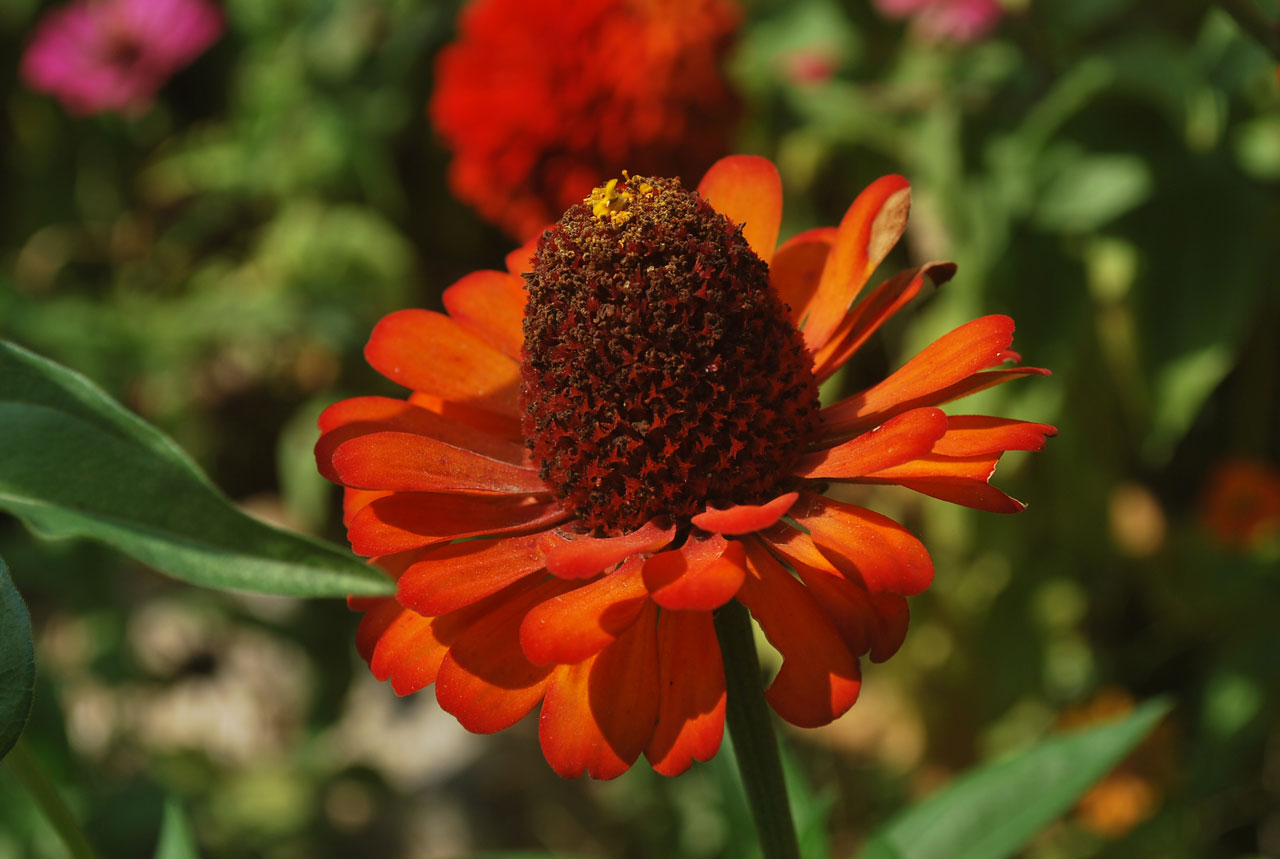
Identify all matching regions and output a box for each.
[859,698,1172,859]
[0,340,391,598]
[154,798,199,859]
[0,556,35,761]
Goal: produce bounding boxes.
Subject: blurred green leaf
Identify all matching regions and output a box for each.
[0,340,391,598]
[154,799,198,859]
[1033,151,1152,233]
[0,555,35,762]
[858,698,1172,859]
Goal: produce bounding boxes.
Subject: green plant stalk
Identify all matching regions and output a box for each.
[1217,0,1280,60]
[714,599,800,859]
[5,738,103,859]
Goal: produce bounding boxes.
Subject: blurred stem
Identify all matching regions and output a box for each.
[1217,0,1280,60]
[714,599,800,859]
[5,738,103,859]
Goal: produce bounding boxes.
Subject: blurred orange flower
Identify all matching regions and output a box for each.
[317,155,1055,778]
[1199,458,1280,550]
[429,0,741,241]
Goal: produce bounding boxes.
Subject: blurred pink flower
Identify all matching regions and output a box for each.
[21,0,223,116]
[874,0,1003,43]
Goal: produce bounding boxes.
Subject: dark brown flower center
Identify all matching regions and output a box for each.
[520,175,819,534]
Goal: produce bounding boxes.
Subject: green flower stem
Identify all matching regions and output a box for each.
[1217,0,1280,61]
[5,738,103,859]
[714,599,800,859]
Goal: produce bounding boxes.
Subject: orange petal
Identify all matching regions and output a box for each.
[691,492,799,535]
[758,533,909,663]
[347,493,566,556]
[332,431,546,495]
[434,577,573,734]
[520,559,649,666]
[770,227,836,331]
[506,235,541,277]
[643,536,745,611]
[789,492,934,596]
[794,408,947,479]
[696,155,783,264]
[364,309,521,415]
[859,453,1026,513]
[645,610,725,776]
[802,175,912,353]
[543,519,676,579]
[442,270,527,360]
[343,487,390,527]
[538,601,660,779]
[397,530,553,616]
[738,542,861,728]
[820,315,1017,438]
[316,396,527,484]
[408,392,524,441]
[931,416,1058,457]
[812,262,957,382]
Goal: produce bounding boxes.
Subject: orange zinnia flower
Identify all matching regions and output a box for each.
[429,0,740,241]
[317,156,1055,779]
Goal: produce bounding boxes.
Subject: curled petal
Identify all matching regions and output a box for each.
[645,610,725,776]
[738,542,861,728]
[697,155,783,264]
[860,453,1026,513]
[789,491,934,596]
[520,559,649,666]
[643,535,745,611]
[803,176,912,353]
[397,530,553,616]
[931,416,1058,457]
[795,408,947,479]
[442,270,527,359]
[691,492,798,535]
[435,577,573,734]
[347,493,565,556]
[543,519,676,579]
[365,309,521,415]
[332,431,546,495]
[539,601,660,780]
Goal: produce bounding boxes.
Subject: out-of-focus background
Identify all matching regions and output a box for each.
[2,0,1278,856]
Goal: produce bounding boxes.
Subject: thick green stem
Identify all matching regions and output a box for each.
[714,599,800,859]
[1217,0,1280,60]
[5,738,102,859]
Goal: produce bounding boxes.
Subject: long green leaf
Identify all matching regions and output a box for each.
[154,799,199,859]
[858,698,1172,859]
[0,556,35,761]
[0,340,390,597]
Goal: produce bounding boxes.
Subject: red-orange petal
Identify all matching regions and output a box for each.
[506,235,541,277]
[365,309,521,415]
[543,519,676,579]
[538,601,660,780]
[859,453,1026,513]
[820,315,1017,438]
[645,610,726,776]
[642,535,745,611]
[696,155,783,264]
[770,227,836,331]
[812,262,957,382]
[691,492,799,535]
[802,175,912,353]
[442,270,527,360]
[931,416,1059,457]
[520,559,649,666]
[790,491,934,596]
[347,493,565,556]
[794,408,947,479]
[332,431,546,496]
[434,577,573,734]
[397,530,553,616]
[738,542,862,728]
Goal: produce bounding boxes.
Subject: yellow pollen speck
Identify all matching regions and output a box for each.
[585,172,655,226]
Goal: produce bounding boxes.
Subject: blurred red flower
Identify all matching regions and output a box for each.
[1199,458,1280,550]
[317,155,1055,779]
[429,0,741,241]
[21,0,222,116]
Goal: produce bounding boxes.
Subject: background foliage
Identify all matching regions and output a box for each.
[2,0,1278,856]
